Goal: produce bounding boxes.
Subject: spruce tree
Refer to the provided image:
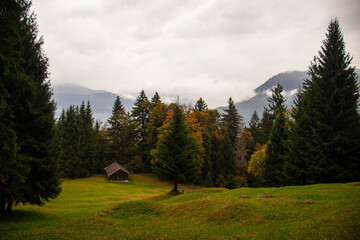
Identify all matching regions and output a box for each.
[259,84,286,145]
[0,0,61,212]
[283,92,309,185]
[107,96,125,163]
[151,103,201,194]
[151,92,161,107]
[195,97,208,111]
[292,19,360,183]
[248,110,261,144]
[222,97,241,146]
[263,109,288,187]
[132,90,152,171]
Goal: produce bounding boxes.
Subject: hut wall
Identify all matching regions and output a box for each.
[109,170,128,181]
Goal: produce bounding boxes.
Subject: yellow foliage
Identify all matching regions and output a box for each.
[247,144,267,179]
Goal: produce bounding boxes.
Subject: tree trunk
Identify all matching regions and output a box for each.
[170,181,179,195]
[0,196,5,214]
[6,200,13,214]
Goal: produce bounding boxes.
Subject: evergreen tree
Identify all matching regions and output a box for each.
[222,97,241,146]
[0,0,61,213]
[132,90,152,171]
[258,110,273,145]
[259,84,286,144]
[194,97,208,111]
[248,110,260,144]
[107,96,126,163]
[94,121,111,173]
[283,92,309,185]
[151,92,161,107]
[292,19,360,183]
[266,83,286,116]
[218,130,236,187]
[151,103,201,194]
[263,109,288,187]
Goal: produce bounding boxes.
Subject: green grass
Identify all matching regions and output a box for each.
[1,176,360,239]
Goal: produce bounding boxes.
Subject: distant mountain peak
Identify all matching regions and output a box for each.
[254,71,308,93]
[53,83,108,95]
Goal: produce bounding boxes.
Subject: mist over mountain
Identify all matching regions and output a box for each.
[53,69,359,124]
[219,69,360,124]
[52,83,134,124]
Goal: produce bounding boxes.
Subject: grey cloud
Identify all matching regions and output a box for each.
[31,0,360,108]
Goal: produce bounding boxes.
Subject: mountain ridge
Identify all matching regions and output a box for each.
[52,69,360,124]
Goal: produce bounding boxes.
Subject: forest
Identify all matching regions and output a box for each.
[1,0,360,215]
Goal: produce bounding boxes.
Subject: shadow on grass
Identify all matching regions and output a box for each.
[0,209,49,223]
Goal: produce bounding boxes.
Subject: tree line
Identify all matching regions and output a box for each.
[56,92,248,189]
[57,17,360,193]
[1,0,359,213]
[247,19,360,187]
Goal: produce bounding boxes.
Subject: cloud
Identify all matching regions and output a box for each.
[32,0,360,108]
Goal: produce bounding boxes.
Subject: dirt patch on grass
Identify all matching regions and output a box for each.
[250,214,266,223]
[293,200,315,206]
[240,195,252,199]
[166,198,218,217]
[208,202,254,223]
[96,201,163,219]
[257,193,274,198]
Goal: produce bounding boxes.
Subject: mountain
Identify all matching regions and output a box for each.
[220,69,360,124]
[53,69,360,124]
[52,83,134,123]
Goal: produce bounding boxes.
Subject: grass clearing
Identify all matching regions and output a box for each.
[1,175,360,239]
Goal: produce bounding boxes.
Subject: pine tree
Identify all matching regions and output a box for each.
[248,111,260,144]
[259,84,286,145]
[0,0,61,212]
[263,109,288,187]
[151,92,161,107]
[219,130,236,187]
[94,121,111,173]
[132,90,152,171]
[151,103,201,194]
[222,97,241,146]
[292,19,360,183]
[194,97,208,111]
[283,92,309,185]
[107,96,126,163]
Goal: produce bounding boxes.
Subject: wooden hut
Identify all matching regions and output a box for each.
[104,162,131,182]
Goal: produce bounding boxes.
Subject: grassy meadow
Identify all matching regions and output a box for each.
[1,174,359,239]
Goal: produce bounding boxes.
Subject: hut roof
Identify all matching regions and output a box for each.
[104,162,131,176]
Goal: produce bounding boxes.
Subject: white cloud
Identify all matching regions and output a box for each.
[32,0,360,108]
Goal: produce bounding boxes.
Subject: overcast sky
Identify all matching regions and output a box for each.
[31,0,360,108]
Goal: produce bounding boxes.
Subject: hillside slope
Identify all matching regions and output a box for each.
[2,175,359,240]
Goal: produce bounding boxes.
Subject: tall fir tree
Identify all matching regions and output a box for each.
[222,97,241,146]
[194,97,208,111]
[259,84,286,145]
[150,92,161,107]
[263,109,289,187]
[132,90,152,171]
[248,110,260,144]
[291,19,360,183]
[107,96,125,162]
[151,103,201,194]
[0,0,61,213]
